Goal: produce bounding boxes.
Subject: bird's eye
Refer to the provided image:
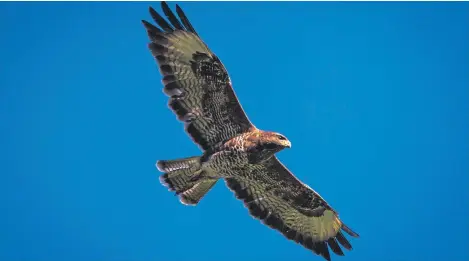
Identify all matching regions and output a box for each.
[277,135,286,140]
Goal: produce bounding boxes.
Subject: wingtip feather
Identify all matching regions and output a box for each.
[342,224,360,238]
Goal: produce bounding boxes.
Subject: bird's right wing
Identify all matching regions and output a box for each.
[225,156,359,261]
[142,2,255,151]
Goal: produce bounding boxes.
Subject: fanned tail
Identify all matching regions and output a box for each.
[157,156,217,205]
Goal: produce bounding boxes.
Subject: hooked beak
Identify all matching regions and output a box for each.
[285,140,292,148]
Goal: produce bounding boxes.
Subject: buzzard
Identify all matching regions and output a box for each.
[142,2,359,260]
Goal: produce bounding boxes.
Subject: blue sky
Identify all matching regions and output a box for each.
[1,1,468,261]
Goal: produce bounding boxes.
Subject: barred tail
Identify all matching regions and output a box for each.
[157,156,217,205]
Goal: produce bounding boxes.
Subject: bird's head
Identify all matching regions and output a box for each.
[260,131,292,151]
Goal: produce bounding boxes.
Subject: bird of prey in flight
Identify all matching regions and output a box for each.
[142,2,359,260]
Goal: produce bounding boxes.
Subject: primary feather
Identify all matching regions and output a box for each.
[142,2,359,261]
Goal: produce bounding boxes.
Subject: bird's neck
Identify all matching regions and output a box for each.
[245,131,283,164]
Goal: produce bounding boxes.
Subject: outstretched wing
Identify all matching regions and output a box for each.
[225,156,359,261]
[142,2,254,151]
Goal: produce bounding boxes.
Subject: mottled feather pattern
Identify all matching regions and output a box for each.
[225,157,359,261]
[144,3,359,261]
[157,157,201,192]
[156,156,200,172]
[142,2,254,151]
[157,156,219,206]
[178,179,218,206]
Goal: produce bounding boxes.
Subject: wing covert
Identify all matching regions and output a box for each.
[225,156,359,261]
[142,2,254,151]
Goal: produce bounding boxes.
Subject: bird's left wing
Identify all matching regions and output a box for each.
[225,156,359,261]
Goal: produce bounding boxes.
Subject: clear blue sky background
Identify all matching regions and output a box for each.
[1,2,468,261]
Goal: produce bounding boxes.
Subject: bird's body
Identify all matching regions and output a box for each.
[142,2,359,261]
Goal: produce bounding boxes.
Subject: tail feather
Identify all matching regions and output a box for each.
[179,179,218,205]
[157,156,200,173]
[157,156,216,205]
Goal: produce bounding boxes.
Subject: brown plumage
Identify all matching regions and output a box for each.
[143,2,359,261]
